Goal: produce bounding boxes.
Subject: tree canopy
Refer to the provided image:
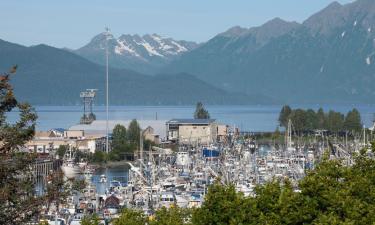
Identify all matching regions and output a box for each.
[112,124,127,151]
[127,119,141,146]
[278,105,292,127]
[194,102,210,119]
[278,105,362,134]
[0,66,40,224]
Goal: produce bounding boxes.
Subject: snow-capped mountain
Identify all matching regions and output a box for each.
[74,33,198,74]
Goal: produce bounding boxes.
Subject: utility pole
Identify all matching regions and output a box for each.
[105,27,110,154]
[140,130,143,176]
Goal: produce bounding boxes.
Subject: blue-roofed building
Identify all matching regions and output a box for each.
[166,119,218,145]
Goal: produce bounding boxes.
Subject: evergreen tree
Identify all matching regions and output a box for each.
[127,119,141,147]
[194,102,210,119]
[305,109,318,131]
[0,66,41,224]
[290,109,307,133]
[326,110,344,133]
[0,66,78,224]
[112,124,127,151]
[278,105,292,128]
[344,108,362,133]
[316,108,326,129]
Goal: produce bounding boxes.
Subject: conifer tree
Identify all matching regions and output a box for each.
[194,102,210,119]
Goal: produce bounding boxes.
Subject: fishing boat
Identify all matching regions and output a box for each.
[61,145,81,178]
[99,174,107,183]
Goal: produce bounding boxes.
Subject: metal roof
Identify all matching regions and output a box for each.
[69,120,167,139]
[166,119,216,125]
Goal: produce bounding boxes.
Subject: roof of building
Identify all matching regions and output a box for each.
[69,120,167,139]
[50,128,66,133]
[167,119,216,125]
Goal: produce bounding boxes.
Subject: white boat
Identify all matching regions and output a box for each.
[176,151,191,167]
[70,213,84,225]
[99,174,107,183]
[61,145,81,178]
[159,192,175,208]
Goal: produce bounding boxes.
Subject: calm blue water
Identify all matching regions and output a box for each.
[6,105,375,132]
[91,166,129,194]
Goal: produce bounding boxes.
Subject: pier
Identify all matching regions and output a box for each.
[32,159,62,177]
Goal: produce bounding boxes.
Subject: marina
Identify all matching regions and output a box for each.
[35,123,370,224]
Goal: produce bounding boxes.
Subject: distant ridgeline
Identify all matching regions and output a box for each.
[278,105,363,134]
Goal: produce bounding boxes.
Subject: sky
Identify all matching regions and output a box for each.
[0,0,354,49]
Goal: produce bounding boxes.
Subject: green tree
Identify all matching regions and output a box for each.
[305,109,318,131]
[112,124,127,151]
[344,108,362,133]
[278,105,292,128]
[113,209,148,225]
[194,102,210,119]
[290,109,307,134]
[91,150,107,163]
[81,214,100,225]
[150,206,191,225]
[0,66,41,224]
[56,145,68,159]
[127,119,141,147]
[192,182,244,225]
[326,110,344,133]
[316,108,326,129]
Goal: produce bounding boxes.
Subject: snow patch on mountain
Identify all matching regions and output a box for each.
[115,40,141,57]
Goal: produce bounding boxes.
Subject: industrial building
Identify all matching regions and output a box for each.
[166,119,222,145]
[69,120,167,144]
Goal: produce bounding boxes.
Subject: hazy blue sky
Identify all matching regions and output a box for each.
[1,0,354,49]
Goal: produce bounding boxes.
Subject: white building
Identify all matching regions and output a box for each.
[166,119,218,145]
[69,120,167,143]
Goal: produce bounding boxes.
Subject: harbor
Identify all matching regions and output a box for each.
[34,115,372,224]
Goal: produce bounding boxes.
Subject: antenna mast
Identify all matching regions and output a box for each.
[105,27,110,154]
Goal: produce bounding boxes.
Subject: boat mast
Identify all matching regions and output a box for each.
[105,27,110,154]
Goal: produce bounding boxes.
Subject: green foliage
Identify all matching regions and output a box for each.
[279,106,362,134]
[150,206,191,225]
[113,209,148,225]
[56,145,68,159]
[109,123,139,161]
[91,150,107,163]
[192,183,244,225]
[290,109,308,133]
[326,110,344,132]
[71,179,87,192]
[278,105,292,127]
[0,66,41,224]
[112,124,127,151]
[317,108,326,129]
[81,214,101,225]
[344,109,362,133]
[127,119,141,147]
[194,102,210,119]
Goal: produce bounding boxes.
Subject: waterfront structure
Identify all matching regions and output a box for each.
[69,120,167,144]
[166,119,218,145]
[79,89,97,124]
[26,129,106,154]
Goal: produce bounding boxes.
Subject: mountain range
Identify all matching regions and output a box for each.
[162,0,375,104]
[1,0,375,105]
[74,33,198,74]
[0,39,266,105]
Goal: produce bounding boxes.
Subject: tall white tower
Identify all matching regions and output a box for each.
[105,27,110,154]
